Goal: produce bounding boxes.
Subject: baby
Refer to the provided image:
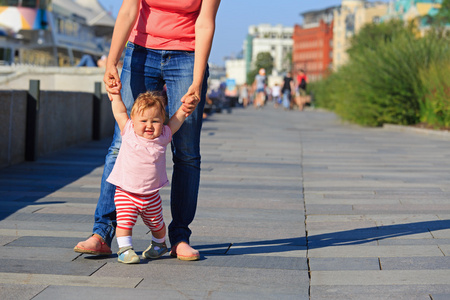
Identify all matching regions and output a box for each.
[107,91,187,264]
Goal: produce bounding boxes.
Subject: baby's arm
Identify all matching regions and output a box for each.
[167,105,188,135]
[109,93,129,133]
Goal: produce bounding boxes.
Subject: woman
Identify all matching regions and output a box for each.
[74,0,221,261]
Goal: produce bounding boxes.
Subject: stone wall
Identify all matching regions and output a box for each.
[0,84,114,168]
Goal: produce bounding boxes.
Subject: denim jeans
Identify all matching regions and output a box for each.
[93,42,208,247]
[282,91,291,109]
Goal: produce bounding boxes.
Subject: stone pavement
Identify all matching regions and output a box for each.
[0,105,450,299]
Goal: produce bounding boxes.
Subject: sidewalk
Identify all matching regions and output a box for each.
[0,105,449,299]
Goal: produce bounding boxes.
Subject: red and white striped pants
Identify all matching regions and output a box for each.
[114,187,164,232]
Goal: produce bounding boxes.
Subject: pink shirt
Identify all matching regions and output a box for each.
[107,120,172,194]
[129,0,202,51]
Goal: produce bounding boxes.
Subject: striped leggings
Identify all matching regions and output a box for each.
[114,187,165,232]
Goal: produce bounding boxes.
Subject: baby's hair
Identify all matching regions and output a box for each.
[131,91,166,118]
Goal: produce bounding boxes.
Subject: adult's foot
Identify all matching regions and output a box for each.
[73,234,112,256]
[170,242,200,261]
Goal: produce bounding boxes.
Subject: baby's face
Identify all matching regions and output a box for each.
[131,107,163,140]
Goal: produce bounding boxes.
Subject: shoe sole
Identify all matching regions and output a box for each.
[117,258,140,264]
[169,251,200,261]
[73,246,112,256]
[142,248,168,259]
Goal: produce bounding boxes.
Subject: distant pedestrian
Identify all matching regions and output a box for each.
[239,83,249,108]
[281,72,295,110]
[106,91,188,263]
[253,68,266,109]
[272,83,281,108]
[296,69,308,97]
[295,69,310,111]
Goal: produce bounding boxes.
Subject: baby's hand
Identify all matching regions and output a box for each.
[181,94,199,117]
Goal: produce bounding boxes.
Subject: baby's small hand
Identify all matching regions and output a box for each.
[181,94,199,117]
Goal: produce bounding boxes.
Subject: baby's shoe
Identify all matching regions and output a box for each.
[117,246,140,264]
[142,241,168,259]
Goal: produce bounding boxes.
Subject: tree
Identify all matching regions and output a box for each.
[246,52,274,84]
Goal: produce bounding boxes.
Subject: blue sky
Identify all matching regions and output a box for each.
[98,0,389,66]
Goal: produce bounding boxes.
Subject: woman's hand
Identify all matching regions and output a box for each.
[180,85,201,117]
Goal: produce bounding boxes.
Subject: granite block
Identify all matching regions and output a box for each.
[380,257,450,270]
[310,270,450,285]
[309,257,380,271]
[6,236,89,249]
[308,245,443,258]
[32,285,204,300]
[0,283,46,300]
[94,263,309,295]
[311,284,450,300]
[0,272,142,288]
[0,258,105,275]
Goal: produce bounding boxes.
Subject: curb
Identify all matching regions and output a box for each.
[383,124,450,140]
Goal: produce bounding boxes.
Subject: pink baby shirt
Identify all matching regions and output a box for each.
[107,119,172,194]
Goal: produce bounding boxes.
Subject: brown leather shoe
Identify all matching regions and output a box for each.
[74,234,112,256]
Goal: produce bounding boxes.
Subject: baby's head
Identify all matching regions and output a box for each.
[130,91,166,140]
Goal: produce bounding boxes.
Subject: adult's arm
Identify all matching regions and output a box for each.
[103,0,140,94]
[181,0,221,116]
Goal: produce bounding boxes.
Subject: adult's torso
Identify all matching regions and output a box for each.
[129,0,202,51]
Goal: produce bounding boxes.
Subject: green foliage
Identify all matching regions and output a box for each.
[416,58,450,128]
[311,21,450,127]
[246,52,274,84]
[347,20,405,59]
[433,0,450,26]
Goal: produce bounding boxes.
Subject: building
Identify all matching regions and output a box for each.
[246,24,293,75]
[225,58,246,86]
[0,0,115,66]
[293,6,336,82]
[333,0,388,69]
[384,0,443,35]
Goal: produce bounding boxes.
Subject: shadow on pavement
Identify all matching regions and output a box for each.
[196,219,450,255]
[0,138,111,221]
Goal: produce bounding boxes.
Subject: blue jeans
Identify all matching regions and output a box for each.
[283,91,291,109]
[93,42,208,247]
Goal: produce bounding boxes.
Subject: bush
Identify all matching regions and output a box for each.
[312,22,450,127]
[417,59,450,128]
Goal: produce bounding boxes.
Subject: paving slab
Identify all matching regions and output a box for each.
[0,283,47,300]
[380,257,450,270]
[309,257,380,271]
[311,284,450,300]
[310,270,450,285]
[0,272,142,288]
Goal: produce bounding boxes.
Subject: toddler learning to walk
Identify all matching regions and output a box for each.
[106,90,188,264]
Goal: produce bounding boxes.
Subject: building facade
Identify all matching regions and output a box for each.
[225,58,246,86]
[332,0,388,69]
[293,6,336,82]
[246,24,293,75]
[0,0,114,66]
[384,0,443,36]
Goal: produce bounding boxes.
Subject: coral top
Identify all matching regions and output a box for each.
[107,120,172,194]
[129,0,202,51]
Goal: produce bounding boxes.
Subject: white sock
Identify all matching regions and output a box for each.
[152,236,165,250]
[117,236,133,250]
